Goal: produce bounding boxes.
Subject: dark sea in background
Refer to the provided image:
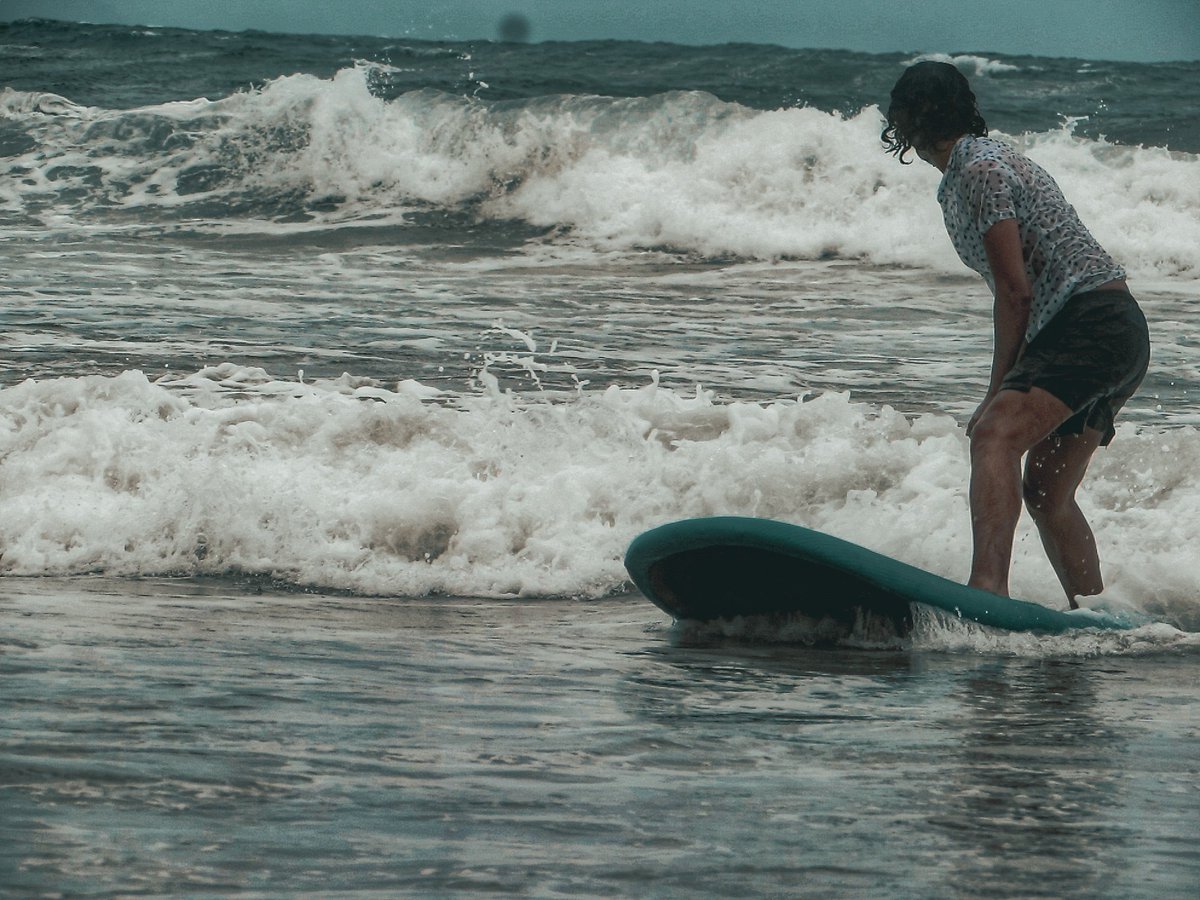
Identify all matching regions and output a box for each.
[4,18,1200,150]
[1,19,1198,897]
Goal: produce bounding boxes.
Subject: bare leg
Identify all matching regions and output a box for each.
[1022,429,1106,608]
[967,387,1074,597]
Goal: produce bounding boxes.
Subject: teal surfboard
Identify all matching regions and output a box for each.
[624,517,1135,635]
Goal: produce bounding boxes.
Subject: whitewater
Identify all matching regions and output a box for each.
[4,19,1200,897]
[3,39,1199,625]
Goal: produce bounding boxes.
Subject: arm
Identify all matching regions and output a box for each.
[968,217,1032,433]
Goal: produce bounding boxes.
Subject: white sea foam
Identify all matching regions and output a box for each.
[1,365,1197,636]
[3,69,1198,280]
[904,53,1022,77]
[672,606,1200,656]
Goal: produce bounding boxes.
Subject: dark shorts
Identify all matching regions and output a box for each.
[1000,288,1150,446]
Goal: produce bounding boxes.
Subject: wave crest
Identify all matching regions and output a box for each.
[0,365,1197,630]
[3,68,1198,277]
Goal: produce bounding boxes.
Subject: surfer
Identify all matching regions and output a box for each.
[881,61,1149,608]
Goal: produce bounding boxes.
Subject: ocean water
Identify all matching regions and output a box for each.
[1,20,1199,896]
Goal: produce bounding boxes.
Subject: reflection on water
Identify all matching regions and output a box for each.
[929,660,1127,896]
[1,581,1196,896]
[628,638,1198,898]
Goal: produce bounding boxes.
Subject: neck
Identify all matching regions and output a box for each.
[926,135,966,172]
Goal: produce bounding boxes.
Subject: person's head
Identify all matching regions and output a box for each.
[881,61,988,164]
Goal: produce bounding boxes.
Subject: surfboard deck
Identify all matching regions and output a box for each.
[624,517,1135,635]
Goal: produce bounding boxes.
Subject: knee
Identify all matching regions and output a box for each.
[969,412,1023,460]
[1023,465,1070,521]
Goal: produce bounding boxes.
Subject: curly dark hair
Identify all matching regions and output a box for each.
[881,61,988,163]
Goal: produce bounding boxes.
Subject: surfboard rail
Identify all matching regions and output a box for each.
[624,517,1134,634]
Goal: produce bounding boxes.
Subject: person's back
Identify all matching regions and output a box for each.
[936,135,1126,340]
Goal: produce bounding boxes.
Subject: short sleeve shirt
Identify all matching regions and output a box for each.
[937,136,1125,341]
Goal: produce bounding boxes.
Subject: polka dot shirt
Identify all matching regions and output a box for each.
[937,136,1126,340]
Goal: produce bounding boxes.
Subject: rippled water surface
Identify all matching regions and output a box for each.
[5,22,1200,896]
[2,579,1197,896]
[4,231,1192,420]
